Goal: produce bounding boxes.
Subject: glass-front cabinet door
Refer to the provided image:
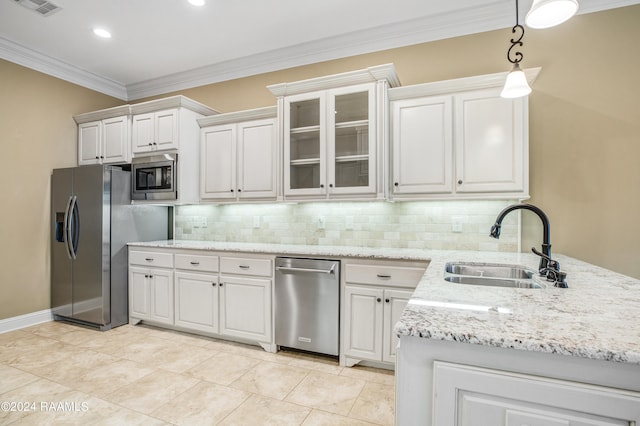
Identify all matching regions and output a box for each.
[284,93,326,196]
[283,84,375,198]
[327,84,376,195]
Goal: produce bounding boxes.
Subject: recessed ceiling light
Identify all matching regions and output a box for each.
[93,28,112,39]
[188,0,205,6]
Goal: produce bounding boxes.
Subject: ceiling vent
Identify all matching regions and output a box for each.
[13,0,62,17]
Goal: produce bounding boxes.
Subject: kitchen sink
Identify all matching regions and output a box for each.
[445,262,535,279]
[444,262,545,289]
[444,275,545,289]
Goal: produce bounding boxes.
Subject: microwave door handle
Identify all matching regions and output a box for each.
[62,195,74,259]
[66,195,79,260]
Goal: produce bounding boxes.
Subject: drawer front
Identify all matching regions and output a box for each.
[129,250,174,268]
[345,264,425,288]
[220,256,273,277]
[175,253,219,272]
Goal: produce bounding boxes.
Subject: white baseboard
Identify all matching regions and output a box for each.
[0,309,53,334]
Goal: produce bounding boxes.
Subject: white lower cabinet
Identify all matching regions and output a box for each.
[173,252,220,334]
[341,261,428,366]
[128,248,274,350]
[174,271,219,334]
[344,285,412,364]
[219,254,273,344]
[433,362,640,426]
[129,266,174,325]
[219,275,271,342]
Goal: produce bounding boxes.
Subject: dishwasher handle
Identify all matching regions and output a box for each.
[276,265,336,274]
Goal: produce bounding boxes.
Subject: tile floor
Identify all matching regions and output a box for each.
[0,321,395,425]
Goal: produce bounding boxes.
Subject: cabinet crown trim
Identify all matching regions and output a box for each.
[73,104,132,124]
[130,95,219,116]
[267,63,400,96]
[388,67,541,101]
[197,106,277,127]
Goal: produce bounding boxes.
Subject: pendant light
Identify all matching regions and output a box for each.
[501,0,531,98]
[526,0,579,29]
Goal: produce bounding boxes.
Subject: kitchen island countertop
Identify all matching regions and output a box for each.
[129,240,640,365]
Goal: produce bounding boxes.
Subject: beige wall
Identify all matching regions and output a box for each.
[0,59,123,319]
[1,5,638,320]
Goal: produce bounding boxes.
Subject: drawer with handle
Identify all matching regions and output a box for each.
[129,250,174,268]
[220,256,273,277]
[175,253,219,272]
[345,263,427,288]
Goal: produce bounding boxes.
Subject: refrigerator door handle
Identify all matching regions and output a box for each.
[62,195,74,259]
[67,195,79,259]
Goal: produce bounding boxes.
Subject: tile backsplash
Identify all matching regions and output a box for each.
[175,200,520,252]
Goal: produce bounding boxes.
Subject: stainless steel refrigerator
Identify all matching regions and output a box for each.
[51,165,169,330]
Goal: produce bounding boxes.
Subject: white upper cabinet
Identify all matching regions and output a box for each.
[391,95,453,194]
[269,64,400,201]
[132,109,179,153]
[130,95,218,156]
[74,105,131,166]
[454,88,526,194]
[389,68,539,200]
[198,107,278,202]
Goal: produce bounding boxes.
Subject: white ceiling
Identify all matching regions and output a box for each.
[0,0,637,100]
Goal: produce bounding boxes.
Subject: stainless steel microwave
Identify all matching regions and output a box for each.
[131,153,177,201]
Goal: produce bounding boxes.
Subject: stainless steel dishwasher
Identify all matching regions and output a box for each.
[275,257,340,356]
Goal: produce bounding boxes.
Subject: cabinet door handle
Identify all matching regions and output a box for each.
[148,275,153,278]
[239,265,250,270]
[144,274,149,278]
[237,189,242,192]
[148,143,153,146]
[219,283,224,287]
[95,156,99,159]
[394,182,399,187]
[145,258,154,262]
[320,184,324,188]
[153,142,157,146]
[376,297,382,303]
[212,283,216,287]
[329,184,333,188]
[376,274,392,280]
[230,189,234,192]
[458,180,463,185]
[190,261,200,265]
[100,156,104,159]
[385,298,390,303]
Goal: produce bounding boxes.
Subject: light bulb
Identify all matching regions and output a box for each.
[188,0,205,6]
[526,0,579,29]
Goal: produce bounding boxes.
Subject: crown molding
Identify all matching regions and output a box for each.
[388,67,542,100]
[267,64,400,97]
[0,36,127,100]
[197,106,277,128]
[129,95,219,115]
[73,104,132,124]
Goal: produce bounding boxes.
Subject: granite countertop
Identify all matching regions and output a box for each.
[129,240,640,365]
